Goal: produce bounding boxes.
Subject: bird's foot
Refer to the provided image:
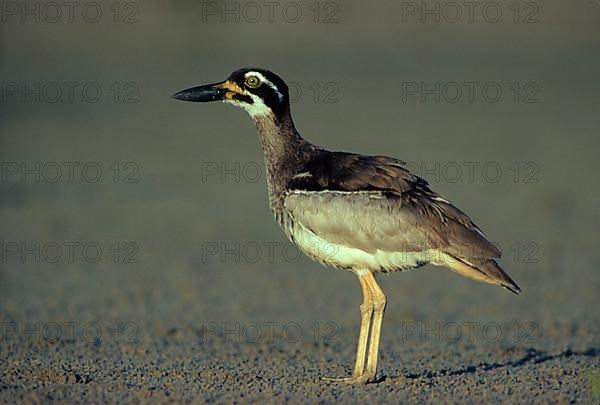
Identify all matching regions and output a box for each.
[321,373,375,385]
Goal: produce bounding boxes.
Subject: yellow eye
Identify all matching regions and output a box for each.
[245,75,261,88]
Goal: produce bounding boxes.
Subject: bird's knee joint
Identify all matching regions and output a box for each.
[359,303,373,314]
[373,297,386,311]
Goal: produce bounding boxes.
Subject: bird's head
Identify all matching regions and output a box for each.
[173,67,290,119]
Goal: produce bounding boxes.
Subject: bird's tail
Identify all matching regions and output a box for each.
[441,254,521,295]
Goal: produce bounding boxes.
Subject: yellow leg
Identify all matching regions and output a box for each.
[322,272,374,383]
[362,272,387,383]
[352,276,374,376]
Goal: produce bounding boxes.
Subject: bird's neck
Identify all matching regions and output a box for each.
[251,111,315,208]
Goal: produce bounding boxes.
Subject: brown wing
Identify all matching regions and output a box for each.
[286,151,501,260]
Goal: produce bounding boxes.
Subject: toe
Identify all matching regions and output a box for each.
[321,374,370,384]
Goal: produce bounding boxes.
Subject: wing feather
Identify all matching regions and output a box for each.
[284,151,501,263]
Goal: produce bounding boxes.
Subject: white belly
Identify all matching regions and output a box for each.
[289,221,439,273]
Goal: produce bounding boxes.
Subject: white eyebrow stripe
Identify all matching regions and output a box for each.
[245,71,284,101]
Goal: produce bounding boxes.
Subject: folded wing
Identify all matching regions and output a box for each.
[284,151,520,293]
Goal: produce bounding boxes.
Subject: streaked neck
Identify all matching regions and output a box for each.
[251,111,315,204]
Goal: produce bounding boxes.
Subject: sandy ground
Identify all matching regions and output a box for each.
[1,0,600,403]
[1,256,598,403]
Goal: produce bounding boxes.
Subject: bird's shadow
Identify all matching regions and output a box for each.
[384,347,598,382]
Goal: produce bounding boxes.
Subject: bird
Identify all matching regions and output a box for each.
[172,67,521,384]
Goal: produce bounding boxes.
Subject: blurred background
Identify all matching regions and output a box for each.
[1,0,599,402]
